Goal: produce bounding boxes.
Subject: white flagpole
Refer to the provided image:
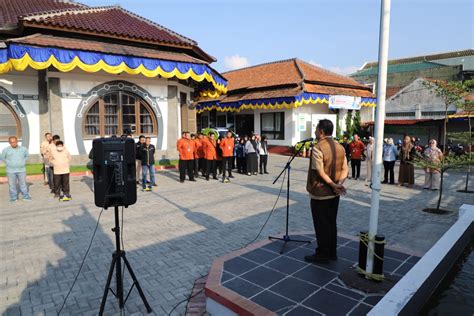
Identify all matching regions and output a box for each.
[366,0,391,275]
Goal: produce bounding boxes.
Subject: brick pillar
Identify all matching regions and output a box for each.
[38,70,50,137]
[48,77,64,137]
[167,86,179,154]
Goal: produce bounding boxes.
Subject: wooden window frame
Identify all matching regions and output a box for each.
[260,112,285,140]
[0,100,22,141]
[83,91,157,139]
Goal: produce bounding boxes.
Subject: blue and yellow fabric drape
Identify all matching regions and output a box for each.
[196,93,376,113]
[0,44,227,95]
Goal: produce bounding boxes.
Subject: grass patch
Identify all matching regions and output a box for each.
[0,160,179,176]
[0,164,89,177]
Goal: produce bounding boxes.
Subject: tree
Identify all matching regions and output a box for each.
[353,110,362,135]
[336,112,342,139]
[345,110,353,138]
[422,80,470,153]
[413,153,473,213]
[456,80,474,193]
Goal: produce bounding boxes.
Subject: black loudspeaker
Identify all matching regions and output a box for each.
[93,137,137,208]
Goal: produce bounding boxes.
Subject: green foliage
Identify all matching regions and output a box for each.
[336,112,342,139]
[353,110,362,135]
[294,141,313,153]
[447,132,474,145]
[345,110,353,138]
[412,153,473,173]
[201,127,218,138]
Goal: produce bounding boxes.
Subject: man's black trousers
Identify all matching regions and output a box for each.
[179,159,195,181]
[310,196,340,257]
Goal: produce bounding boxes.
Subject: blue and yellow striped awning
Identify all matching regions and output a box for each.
[196,93,376,113]
[0,43,227,95]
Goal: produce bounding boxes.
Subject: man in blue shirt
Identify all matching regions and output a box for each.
[1,136,31,202]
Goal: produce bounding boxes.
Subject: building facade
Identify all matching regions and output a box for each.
[197,59,376,147]
[0,0,226,163]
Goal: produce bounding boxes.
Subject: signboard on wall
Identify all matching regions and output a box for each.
[329,95,361,110]
[311,114,337,138]
[298,114,307,131]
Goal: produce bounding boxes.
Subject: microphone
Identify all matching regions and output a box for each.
[296,137,314,144]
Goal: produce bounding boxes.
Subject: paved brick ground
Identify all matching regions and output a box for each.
[0,155,471,315]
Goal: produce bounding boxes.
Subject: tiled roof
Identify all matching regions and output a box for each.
[0,0,86,28]
[361,49,474,70]
[386,86,403,99]
[21,6,195,46]
[352,61,449,77]
[221,58,373,99]
[223,58,371,92]
[8,34,207,64]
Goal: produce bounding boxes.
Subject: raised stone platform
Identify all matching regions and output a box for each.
[205,232,421,315]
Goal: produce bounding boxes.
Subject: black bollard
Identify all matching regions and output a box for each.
[373,234,385,280]
[358,231,368,272]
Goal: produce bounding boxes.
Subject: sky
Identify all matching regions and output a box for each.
[81,0,473,75]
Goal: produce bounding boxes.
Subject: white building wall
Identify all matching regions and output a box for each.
[50,71,170,154]
[0,70,40,154]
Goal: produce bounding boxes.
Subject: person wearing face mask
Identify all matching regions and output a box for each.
[423,139,443,190]
[50,140,72,201]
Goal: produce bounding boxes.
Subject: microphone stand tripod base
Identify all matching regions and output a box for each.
[268,235,311,254]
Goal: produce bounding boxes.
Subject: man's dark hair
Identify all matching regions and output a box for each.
[139,135,145,140]
[52,135,60,140]
[145,136,151,140]
[317,119,334,136]
[56,140,64,146]
[45,132,51,137]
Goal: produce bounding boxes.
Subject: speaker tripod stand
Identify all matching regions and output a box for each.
[99,206,152,315]
[269,142,311,254]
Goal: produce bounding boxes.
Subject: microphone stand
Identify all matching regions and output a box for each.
[268,141,311,254]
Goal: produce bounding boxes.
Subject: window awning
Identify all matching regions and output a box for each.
[196,93,376,113]
[0,43,227,95]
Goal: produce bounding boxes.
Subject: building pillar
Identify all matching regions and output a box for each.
[48,77,64,137]
[167,85,180,155]
[38,70,50,137]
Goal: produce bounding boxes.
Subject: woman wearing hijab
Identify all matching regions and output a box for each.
[423,139,443,190]
[398,135,417,187]
[382,138,398,184]
[365,137,375,182]
[245,134,259,175]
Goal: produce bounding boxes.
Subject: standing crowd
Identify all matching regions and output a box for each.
[341,133,444,190]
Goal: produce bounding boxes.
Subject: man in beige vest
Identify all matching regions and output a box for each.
[306,119,348,263]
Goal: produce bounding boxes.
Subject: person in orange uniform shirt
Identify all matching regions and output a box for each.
[191,133,201,178]
[220,131,235,183]
[202,133,218,181]
[349,134,365,180]
[177,131,196,183]
[196,133,206,177]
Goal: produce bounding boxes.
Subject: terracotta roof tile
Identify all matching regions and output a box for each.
[223,59,302,91]
[0,0,85,28]
[22,6,193,46]
[8,34,207,64]
[221,58,374,100]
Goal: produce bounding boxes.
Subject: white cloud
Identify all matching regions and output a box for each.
[308,60,359,76]
[326,66,360,76]
[224,54,250,70]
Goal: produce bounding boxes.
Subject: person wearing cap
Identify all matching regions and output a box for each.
[177,131,196,183]
[220,131,235,183]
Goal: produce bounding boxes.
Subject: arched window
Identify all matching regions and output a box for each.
[0,100,21,141]
[84,91,157,137]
